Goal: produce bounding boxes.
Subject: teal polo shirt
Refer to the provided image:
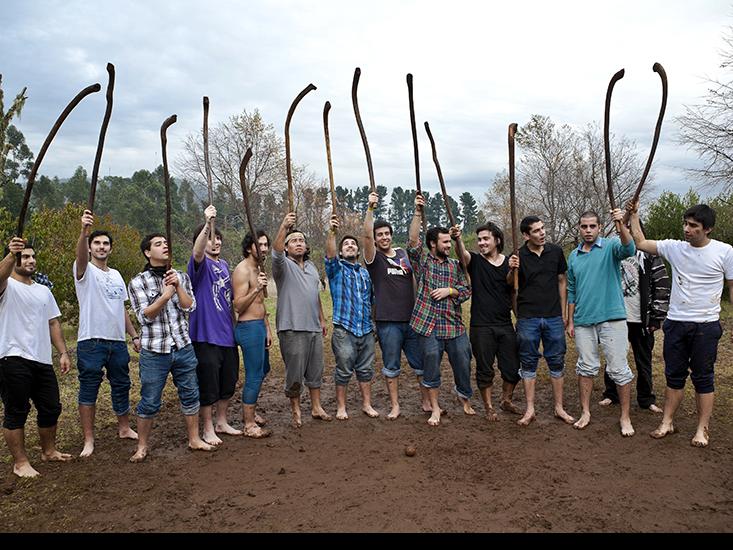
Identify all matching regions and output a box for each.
[567,236,635,326]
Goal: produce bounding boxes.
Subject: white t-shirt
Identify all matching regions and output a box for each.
[0,277,62,364]
[74,261,128,341]
[656,239,733,322]
[621,255,642,323]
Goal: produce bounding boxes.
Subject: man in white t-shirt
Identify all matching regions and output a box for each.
[0,238,72,477]
[74,210,141,458]
[628,202,733,447]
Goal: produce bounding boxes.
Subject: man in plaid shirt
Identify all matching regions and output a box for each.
[408,194,473,426]
[325,214,378,421]
[128,233,215,462]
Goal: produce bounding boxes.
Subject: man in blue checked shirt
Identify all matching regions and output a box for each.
[325,214,379,421]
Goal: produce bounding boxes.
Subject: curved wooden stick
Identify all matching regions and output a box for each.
[323,101,337,214]
[203,96,215,243]
[625,62,668,220]
[407,73,426,235]
[285,83,317,213]
[89,63,114,215]
[508,122,519,291]
[16,82,101,264]
[352,68,376,194]
[161,114,177,270]
[604,68,625,233]
[239,147,268,297]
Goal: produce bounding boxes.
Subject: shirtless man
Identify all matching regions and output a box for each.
[232,230,273,438]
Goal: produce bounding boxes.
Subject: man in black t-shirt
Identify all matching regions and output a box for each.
[452,223,521,420]
[508,216,575,427]
[364,192,429,420]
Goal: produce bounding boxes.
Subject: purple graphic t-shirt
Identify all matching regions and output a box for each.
[187,255,236,347]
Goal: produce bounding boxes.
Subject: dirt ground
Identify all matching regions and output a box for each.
[1,317,732,533]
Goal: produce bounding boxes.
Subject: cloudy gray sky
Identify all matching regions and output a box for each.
[2,0,731,201]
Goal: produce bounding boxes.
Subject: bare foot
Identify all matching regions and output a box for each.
[554,408,576,425]
[620,418,635,437]
[311,409,333,422]
[691,427,709,448]
[292,409,302,428]
[517,411,535,427]
[387,405,400,420]
[573,412,591,430]
[485,407,498,422]
[189,439,217,452]
[215,422,243,436]
[243,425,272,439]
[598,398,613,407]
[427,410,442,426]
[421,398,433,413]
[118,428,138,440]
[41,450,72,463]
[460,399,476,416]
[500,400,522,415]
[80,440,94,458]
[362,406,380,418]
[336,409,349,421]
[255,414,267,426]
[648,404,663,414]
[130,448,148,463]
[202,430,223,446]
[13,462,40,478]
[650,422,677,439]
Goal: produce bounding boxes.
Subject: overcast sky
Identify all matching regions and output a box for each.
[2,0,731,202]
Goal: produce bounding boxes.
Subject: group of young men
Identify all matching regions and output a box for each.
[1,190,731,478]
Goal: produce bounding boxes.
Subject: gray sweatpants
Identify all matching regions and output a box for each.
[278,330,324,398]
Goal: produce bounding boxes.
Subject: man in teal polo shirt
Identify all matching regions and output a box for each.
[566,209,636,436]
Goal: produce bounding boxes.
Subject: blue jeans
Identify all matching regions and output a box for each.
[516,316,566,379]
[235,320,271,405]
[332,326,375,385]
[76,339,131,416]
[419,332,473,399]
[376,322,423,378]
[136,344,200,418]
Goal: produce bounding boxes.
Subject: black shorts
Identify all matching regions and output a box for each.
[192,342,239,406]
[470,324,521,387]
[0,356,62,430]
[662,320,722,394]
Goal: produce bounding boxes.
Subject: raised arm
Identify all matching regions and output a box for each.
[274,212,297,253]
[449,225,471,267]
[326,214,339,260]
[363,191,378,263]
[0,238,25,296]
[75,210,94,280]
[408,193,425,248]
[192,205,216,264]
[627,201,658,256]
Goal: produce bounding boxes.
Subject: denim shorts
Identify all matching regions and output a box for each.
[76,338,131,416]
[376,321,423,378]
[135,344,200,418]
[332,325,375,385]
[516,316,566,379]
[419,331,473,399]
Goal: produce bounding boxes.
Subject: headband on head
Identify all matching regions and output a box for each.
[284,231,306,246]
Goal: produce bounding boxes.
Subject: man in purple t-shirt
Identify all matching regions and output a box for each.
[188,206,241,445]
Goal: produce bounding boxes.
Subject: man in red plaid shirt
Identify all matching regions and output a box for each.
[407,194,473,426]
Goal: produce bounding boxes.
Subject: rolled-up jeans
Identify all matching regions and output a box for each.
[574,320,633,386]
[136,344,200,418]
[76,338,131,416]
[419,331,473,399]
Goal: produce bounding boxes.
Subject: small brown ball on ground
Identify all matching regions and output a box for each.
[404,445,417,457]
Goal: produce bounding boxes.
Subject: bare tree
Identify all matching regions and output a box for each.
[678,26,733,192]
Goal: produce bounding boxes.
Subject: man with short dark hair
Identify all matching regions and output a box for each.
[188,205,242,445]
[128,233,215,462]
[566,209,636,436]
[232,228,273,438]
[272,212,332,427]
[326,214,378,420]
[0,237,72,477]
[74,209,140,458]
[408,193,473,426]
[364,191,427,420]
[453,222,521,421]
[628,202,733,447]
[508,215,574,426]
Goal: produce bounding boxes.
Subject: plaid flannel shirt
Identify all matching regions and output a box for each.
[407,242,471,339]
[128,269,196,354]
[325,256,373,337]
